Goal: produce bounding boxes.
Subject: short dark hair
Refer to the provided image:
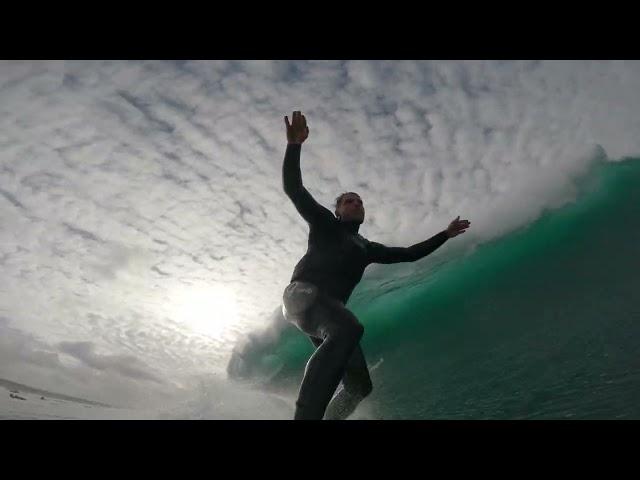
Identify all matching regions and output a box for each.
[334,191,360,210]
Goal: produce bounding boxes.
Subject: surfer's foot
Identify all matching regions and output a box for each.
[324,387,367,420]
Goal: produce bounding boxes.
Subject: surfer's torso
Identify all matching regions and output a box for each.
[283,143,449,304]
[290,212,372,304]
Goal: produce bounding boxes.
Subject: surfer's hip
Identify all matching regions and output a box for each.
[282,281,321,318]
[282,280,358,340]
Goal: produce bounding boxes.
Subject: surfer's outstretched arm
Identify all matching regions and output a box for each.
[367,230,449,264]
[367,216,471,264]
[282,112,335,227]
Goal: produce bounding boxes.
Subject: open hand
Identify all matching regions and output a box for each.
[446,216,471,238]
[285,111,309,145]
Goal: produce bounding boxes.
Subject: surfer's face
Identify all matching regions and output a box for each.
[336,194,365,223]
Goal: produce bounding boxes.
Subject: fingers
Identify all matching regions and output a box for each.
[286,111,309,142]
[290,111,304,127]
[448,216,471,238]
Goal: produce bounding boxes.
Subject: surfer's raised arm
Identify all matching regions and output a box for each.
[367,216,470,264]
[282,111,335,227]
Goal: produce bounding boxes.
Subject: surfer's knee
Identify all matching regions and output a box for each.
[342,321,364,344]
[326,318,363,343]
[348,377,372,398]
[353,322,365,339]
[361,378,373,398]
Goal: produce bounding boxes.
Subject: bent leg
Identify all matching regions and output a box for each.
[289,297,365,420]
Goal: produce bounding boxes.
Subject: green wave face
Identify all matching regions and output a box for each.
[266,157,640,419]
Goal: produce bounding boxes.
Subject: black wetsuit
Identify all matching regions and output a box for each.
[282,143,449,420]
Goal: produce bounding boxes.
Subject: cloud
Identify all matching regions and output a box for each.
[0,318,174,407]
[1,60,640,407]
[0,187,27,210]
[0,316,65,370]
[57,340,163,384]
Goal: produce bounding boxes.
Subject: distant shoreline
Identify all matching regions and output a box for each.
[0,378,112,408]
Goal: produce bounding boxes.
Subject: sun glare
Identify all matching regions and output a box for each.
[168,283,239,337]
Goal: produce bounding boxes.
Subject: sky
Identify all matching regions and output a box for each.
[1,60,640,407]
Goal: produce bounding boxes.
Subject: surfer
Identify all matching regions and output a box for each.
[281,111,471,420]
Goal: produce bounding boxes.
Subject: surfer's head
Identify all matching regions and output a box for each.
[335,192,365,224]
